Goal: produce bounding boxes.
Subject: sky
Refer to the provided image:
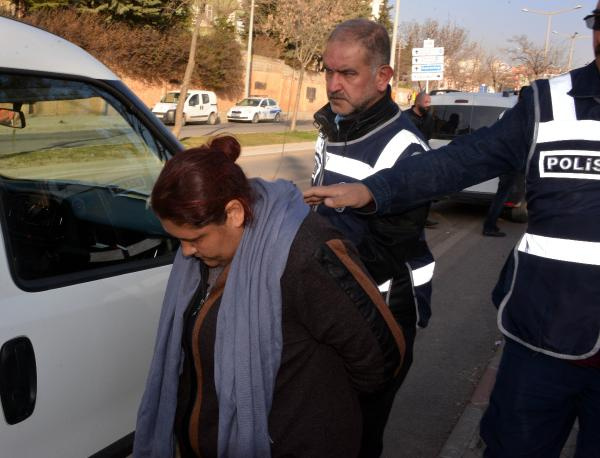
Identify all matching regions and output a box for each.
[393,0,595,69]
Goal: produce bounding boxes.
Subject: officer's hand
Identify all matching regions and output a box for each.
[303,183,374,209]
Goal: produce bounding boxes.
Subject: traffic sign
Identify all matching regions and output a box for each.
[412,47,444,57]
[411,72,443,81]
[412,64,444,73]
[411,40,445,82]
[412,55,444,65]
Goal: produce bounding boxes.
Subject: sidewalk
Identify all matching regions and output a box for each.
[240,141,314,157]
[438,343,578,458]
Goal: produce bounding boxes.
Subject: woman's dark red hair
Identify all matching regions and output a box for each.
[151,135,255,227]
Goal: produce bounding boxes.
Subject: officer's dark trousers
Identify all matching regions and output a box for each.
[358,325,416,458]
[481,338,600,458]
[483,173,517,232]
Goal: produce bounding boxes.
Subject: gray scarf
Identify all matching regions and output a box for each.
[133,178,309,458]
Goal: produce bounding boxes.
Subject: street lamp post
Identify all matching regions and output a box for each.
[244,0,255,98]
[521,5,582,65]
[389,0,401,88]
[552,30,590,70]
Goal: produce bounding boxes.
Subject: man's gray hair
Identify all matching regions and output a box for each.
[328,18,390,68]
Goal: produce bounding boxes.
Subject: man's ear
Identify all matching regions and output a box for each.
[225,199,245,228]
[376,65,394,91]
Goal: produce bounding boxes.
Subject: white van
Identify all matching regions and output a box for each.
[0,17,182,457]
[152,89,219,125]
[429,91,527,222]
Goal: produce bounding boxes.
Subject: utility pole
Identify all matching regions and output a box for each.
[244,0,255,98]
[389,0,401,88]
[553,30,590,71]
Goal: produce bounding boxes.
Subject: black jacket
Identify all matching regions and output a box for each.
[313,88,430,327]
[403,106,434,141]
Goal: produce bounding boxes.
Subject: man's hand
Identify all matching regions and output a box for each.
[303,182,374,209]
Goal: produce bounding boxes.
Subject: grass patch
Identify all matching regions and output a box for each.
[0,144,149,168]
[181,129,317,148]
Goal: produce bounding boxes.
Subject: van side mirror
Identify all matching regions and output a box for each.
[0,108,25,129]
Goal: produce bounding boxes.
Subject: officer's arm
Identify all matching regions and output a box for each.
[363,88,535,215]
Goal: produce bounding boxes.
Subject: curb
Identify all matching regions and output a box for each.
[438,342,579,458]
[438,344,502,458]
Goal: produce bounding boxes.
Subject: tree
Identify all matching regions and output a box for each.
[21,5,243,98]
[484,54,515,92]
[14,0,189,28]
[376,0,393,35]
[172,0,204,139]
[196,18,244,98]
[505,35,564,80]
[398,19,477,90]
[268,0,368,130]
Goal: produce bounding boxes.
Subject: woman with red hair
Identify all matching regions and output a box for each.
[133,136,405,458]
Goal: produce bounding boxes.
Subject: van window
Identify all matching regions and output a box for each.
[431,105,472,140]
[431,105,508,140]
[202,94,209,104]
[0,73,177,291]
[470,106,507,131]
[188,94,199,106]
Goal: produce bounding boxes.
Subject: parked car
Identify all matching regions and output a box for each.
[227,96,282,123]
[152,89,219,125]
[0,16,183,457]
[428,91,527,222]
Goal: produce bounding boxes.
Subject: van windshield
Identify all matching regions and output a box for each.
[161,93,179,103]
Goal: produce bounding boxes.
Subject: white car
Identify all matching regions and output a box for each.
[0,17,182,457]
[152,89,219,125]
[227,96,282,123]
[429,91,527,222]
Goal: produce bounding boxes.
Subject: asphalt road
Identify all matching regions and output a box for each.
[382,201,523,458]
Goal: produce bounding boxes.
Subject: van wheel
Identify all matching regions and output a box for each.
[273,113,281,123]
[207,113,217,125]
[252,113,259,124]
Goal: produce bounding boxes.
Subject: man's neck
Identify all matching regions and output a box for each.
[412,106,424,117]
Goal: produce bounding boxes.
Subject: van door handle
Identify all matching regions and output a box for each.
[0,337,37,424]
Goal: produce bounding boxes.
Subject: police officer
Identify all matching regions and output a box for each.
[311,18,435,457]
[305,3,600,456]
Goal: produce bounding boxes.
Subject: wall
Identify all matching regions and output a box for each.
[122,55,330,121]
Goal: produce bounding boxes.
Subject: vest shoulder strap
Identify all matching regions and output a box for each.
[549,72,575,122]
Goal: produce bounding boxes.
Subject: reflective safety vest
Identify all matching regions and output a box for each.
[313,111,435,327]
[379,239,435,328]
[497,71,600,359]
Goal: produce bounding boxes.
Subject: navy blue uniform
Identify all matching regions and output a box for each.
[362,62,600,457]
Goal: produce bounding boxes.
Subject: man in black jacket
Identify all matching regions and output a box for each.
[310,18,434,457]
[403,91,438,227]
[403,91,434,141]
